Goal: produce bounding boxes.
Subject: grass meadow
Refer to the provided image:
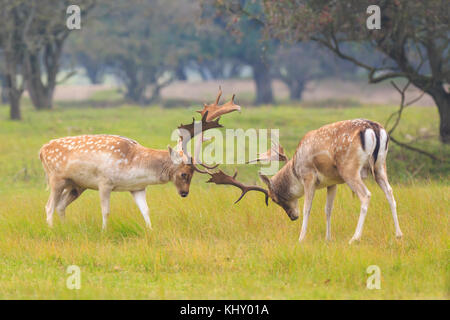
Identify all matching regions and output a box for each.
[0,98,448,299]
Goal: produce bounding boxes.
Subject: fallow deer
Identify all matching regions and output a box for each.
[39,88,239,230]
[258,119,403,244]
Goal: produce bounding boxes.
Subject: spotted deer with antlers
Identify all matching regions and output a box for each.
[258,119,403,244]
[39,88,240,230]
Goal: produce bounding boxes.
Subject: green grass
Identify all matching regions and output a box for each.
[0,101,448,299]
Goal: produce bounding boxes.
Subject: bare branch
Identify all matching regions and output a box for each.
[389,136,444,162]
[387,80,445,162]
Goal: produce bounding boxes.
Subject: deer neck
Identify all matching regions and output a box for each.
[134,147,179,184]
[271,160,304,200]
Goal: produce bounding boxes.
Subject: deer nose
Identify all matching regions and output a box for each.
[180,191,189,197]
[287,209,299,221]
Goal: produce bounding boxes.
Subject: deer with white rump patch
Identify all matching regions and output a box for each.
[258,119,403,244]
[39,88,240,230]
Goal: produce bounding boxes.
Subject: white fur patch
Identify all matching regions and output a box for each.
[363,129,376,156]
[376,129,388,165]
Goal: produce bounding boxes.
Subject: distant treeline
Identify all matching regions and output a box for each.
[0,0,447,145]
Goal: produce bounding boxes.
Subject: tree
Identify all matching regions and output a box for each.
[191,13,245,81]
[22,0,95,110]
[79,0,198,104]
[0,0,29,120]
[0,73,8,104]
[260,0,449,143]
[272,42,361,101]
[0,0,96,118]
[66,20,108,85]
[272,44,322,100]
[0,57,10,104]
[202,0,276,105]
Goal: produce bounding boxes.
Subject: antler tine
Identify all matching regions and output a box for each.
[199,162,220,170]
[192,164,210,174]
[206,169,269,206]
[185,154,211,174]
[197,88,241,121]
[215,86,222,105]
[235,185,269,206]
[270,139,278,148]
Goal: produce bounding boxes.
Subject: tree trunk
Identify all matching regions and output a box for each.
[25,39,64,111]
[0,75,9,104]
[25,52,55,110]
[125,77,146,104]
[4,69,23,120]
[27,83,53,110]
[429,86,450,144]
[5,74,22,120]
[288,80,306,101]
[86,67,101,85]
[9,90,21,120]
[253,64,273,105]
[79,54,102,84]
[175,64,187,81]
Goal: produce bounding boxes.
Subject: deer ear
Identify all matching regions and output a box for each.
[168,145,182,164]
[259,173,271,188]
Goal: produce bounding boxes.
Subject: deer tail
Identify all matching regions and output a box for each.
[359,124,381,178]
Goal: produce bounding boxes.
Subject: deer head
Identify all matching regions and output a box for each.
[259,170,300,221]
[168,146,195,197]
[168,111,222,198]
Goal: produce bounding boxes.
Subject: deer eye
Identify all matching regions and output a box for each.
[181,173,188,179]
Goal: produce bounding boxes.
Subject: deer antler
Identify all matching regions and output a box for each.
[178,111,222,140]
[206,169,269,206]
[176,111,222,172]
[177,87,239,171]
[191,86,240,167]
[196,86,241,121]
[247,140,288,163]
[176,88,269,205]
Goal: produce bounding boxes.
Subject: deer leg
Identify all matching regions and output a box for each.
[99,184,112,230]
[375,164,403,238]
[45,192,56,228]
[325,185,337,241]
[298,176,316,242]
[131,190,152,229]
[56,186,85,221]
[345,176,371,244]
[45,178,66,227]
[55,188,70,221]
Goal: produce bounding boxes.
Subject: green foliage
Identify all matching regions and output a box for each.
[259,0,450,142]
[67,0,199,103]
